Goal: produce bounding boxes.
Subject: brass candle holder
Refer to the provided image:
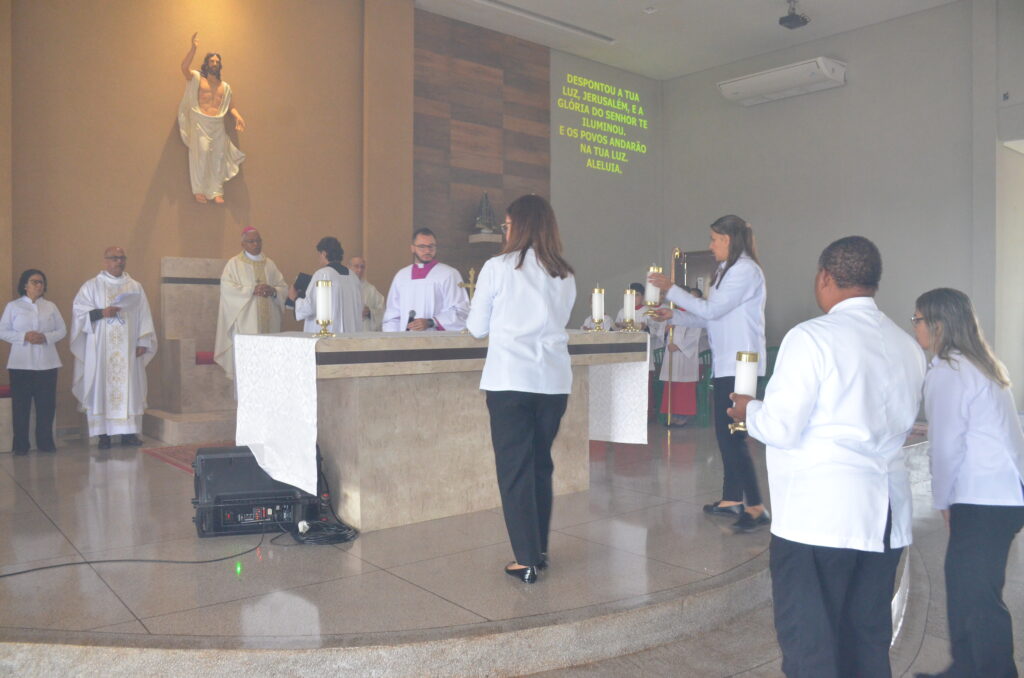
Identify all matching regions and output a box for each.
[619,289,644,333]
[644,265,663,316]
[586,287,606,332]
[312,279,335,337]
[314,318,335,338]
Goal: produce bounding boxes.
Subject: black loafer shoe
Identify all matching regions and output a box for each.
[537,553,548,571]
[120,434,143,447]
[732,510,771,533]
[97,435,112,450]
[13,448,29,456]
[703,501,744,516]
[505,562,538,583]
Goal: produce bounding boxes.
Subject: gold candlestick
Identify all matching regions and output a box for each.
[619,289,644,333]
[314,318,335,338]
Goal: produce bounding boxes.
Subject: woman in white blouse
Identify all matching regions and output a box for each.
[0,269,67,454]
[650,215,768,532]
[914,288,1024,678]
[466,194,576,584]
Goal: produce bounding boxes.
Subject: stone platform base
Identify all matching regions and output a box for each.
[143,409,235,446]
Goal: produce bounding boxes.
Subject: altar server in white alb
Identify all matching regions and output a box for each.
[913,288,1024,678]
[348,256,385,331]
[728,236,926,678]
[383,228,469,332]
[215,227,288,379]
[70,247,157,449]
[288,237,363,334]
[467,194,576,585]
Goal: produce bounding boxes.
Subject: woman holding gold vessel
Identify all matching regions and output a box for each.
[912,288,1024,678]
[649,215,768,532]
[466,194,576,584]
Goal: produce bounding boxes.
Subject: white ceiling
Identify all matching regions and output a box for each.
[414,0,959,80]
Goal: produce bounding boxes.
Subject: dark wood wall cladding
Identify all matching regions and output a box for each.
[414,10,550,278]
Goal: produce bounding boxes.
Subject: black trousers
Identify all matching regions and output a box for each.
[9,368,58,452]
[770,511,902,678]
[944,502,1024,678]
[712,376,763,506]
[485,390,568,567]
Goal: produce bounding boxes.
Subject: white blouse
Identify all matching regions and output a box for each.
[0,296,66,370]
[923,353,1024,510]
[466,249,576,394]
[666,255,766,378]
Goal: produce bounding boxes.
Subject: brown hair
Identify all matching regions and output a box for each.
[710,215,759,288]
[503,195,573,279]
[915,287,1010,388]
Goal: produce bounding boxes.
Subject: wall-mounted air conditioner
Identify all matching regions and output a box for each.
[717,57,847,106]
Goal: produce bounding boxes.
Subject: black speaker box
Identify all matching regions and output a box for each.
[191,446,319,537]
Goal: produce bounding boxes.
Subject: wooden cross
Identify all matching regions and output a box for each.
[458,267,477,300]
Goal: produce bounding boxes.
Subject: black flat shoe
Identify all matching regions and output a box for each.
[120,434,143,447]
[12,449,28,456]
[732,509,771,533]
[537,553,548,571]
[38,445,56,453]
[97,435,111,450]
[505,562,538,583]
[703,501,744,516]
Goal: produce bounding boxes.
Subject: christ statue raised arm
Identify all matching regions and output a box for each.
[177,32,246,204]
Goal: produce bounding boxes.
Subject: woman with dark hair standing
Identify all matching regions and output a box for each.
[650,215,768,532]
[0,269,66,454]
[467,194,576,584]
[913,288,1024,678]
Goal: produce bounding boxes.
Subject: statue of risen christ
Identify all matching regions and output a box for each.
[178,32,247,204]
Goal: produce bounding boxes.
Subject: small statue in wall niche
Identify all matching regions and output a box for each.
[178,32,246,204]
[474,192,497,234]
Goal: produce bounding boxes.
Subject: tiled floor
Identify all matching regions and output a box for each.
[2,426,1022,678]
[0,424,770,645]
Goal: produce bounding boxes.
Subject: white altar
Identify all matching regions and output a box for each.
[234,330,647,531]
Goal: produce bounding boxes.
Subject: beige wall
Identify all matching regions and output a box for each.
[0,0,11,375]
[7,0,414,426]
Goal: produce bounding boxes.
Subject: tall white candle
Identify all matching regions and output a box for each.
[624,290,636,323]
[645,265,662,305]
[591,288,604,322]
[733,351,759,397]
[315,279,332,325]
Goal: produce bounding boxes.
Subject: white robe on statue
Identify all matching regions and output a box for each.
[70,272,157,436]
[382,261,469,332]
[361,279,385,332]
[294,264,363,334]
[215,252,288,379]
[177,69,245,199]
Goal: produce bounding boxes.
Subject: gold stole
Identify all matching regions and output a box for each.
[244,256,271,334]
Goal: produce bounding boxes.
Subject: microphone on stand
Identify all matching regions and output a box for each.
[406,310,416,330]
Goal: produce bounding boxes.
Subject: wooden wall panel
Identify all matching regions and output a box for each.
[413,9,550,279]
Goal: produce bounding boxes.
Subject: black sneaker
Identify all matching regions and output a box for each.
[732,510,771,533]
[703,501,744,517]
[97,435,112,450]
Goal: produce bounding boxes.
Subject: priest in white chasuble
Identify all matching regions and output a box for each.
[382,228,469,332]
[288,237,363,334]
[70,247,157,448]
[215,227,288,379]
[349,256,385,331]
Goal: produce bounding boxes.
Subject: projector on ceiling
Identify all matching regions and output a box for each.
[779,11,809,29]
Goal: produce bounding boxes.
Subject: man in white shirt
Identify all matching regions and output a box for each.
[383,228,469,332]
[214,227,288,379]
[70,247,158,449]
[348,256,385,332]
[728,236,926,678]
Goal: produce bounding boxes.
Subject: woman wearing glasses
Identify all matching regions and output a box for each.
[913,288,1024,678]
[467,195,576,583]
[0,269,66,454]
